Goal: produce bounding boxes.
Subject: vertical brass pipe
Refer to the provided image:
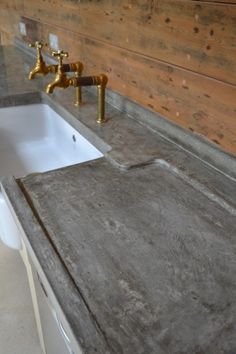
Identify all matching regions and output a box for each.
[74,72,82,106]
[97,84,106,124]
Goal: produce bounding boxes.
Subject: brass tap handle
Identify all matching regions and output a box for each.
[29,41,48,51]
[28,41,49,79]
[52,50,69,67]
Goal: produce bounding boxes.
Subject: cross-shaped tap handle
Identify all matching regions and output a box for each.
[52,50,69,67]
[29,41,48,50]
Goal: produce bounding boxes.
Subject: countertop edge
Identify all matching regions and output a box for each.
[0,176,112,354]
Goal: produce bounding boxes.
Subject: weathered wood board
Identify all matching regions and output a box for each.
[0,0,235,154]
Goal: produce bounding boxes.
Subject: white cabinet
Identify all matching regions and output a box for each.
[0,191,22,250]
[0,187,82,354]
[31,261,74,354]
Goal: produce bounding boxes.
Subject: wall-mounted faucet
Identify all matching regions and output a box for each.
[45,50,71,91]
[28,42,83,83]
[28,41,55,79]
[46,50,108,124]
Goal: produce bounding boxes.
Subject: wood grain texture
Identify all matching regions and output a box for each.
[20,0,236,84]
[0,0,236,155]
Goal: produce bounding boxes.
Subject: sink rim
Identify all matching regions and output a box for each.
[0,102,105,178]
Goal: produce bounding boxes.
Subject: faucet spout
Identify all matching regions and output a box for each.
[45,82,56,94]
[29,63,58,80]
[46,73,71,94]
[28,67,39,80]
[45,50,74,94]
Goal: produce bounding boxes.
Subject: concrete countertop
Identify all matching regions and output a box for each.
[1,45,236,354]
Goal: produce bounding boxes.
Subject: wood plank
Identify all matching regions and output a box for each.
[0,8,20,43]
[22,19,236,154]
[198,1,236,3]
[21,0,236,85]
[0,1,235,155]
[0,0,24,12]
[0,30,14,45]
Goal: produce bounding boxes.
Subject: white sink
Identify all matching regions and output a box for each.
[0,103,103,249]
[0,103,103,178]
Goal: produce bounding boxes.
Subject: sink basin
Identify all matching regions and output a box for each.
[0,103,103,178]
[0,103,103,249]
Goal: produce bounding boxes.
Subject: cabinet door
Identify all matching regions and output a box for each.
[32,265,73,354]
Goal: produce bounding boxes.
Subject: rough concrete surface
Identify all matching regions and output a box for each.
[20,159,236,354]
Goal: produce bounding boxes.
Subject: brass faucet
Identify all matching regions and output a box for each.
[28,41,54,79]
[46,50,71,91]
[46,50,84,106]
[46,50,108,123]
[28,43,83,82]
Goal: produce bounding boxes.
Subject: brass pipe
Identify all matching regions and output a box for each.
[70,74,108,123]
[97,84,106,124]
[46,68,108,123]
[47,62,83,74]
[96,74,108,123]
[74,72,82,106]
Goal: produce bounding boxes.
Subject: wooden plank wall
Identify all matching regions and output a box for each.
[0,0,236,155]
